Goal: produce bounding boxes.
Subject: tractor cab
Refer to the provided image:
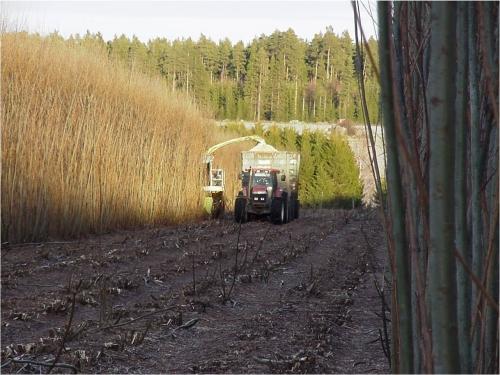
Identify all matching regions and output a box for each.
[241,168,280,210]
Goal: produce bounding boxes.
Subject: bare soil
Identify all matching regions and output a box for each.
[1,209,390,374]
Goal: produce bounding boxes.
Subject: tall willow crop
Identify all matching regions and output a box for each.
[353,2,498,373]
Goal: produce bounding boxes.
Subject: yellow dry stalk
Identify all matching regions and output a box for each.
[0,32,235,243]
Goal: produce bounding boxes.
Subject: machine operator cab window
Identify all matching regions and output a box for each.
[251,170,277,190]
[253,175,272,187]
[211,169,224,187]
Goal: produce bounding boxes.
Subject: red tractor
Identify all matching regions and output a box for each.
[234,143,300,224]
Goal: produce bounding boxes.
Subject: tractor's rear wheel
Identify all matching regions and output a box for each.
[294,199,300,219]
[234,197,248,223]
[283,198,289,223]
[271,198,285,224]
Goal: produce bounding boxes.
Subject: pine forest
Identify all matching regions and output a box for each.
[53,27,379,123]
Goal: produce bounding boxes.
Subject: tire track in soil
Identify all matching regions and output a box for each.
[1,209,388,374]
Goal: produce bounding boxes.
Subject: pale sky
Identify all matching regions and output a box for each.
[2,1,378,44]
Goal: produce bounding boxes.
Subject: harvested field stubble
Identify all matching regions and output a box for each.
[1,209,389,373]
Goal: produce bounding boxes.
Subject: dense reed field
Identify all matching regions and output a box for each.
[1,32,238,243]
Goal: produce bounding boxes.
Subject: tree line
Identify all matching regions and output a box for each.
[50,27,379,123]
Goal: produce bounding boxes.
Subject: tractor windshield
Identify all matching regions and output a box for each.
[253,175,272,186]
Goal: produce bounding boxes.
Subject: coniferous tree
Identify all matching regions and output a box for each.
[87,28,380,123]
[298,131,316,204]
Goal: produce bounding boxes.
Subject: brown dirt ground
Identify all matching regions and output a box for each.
[1,208,390,374]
